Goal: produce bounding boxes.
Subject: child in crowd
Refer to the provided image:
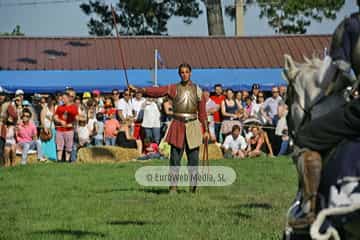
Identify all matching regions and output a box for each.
[87,107,97,143]
[76,115,91,148]
[4,116,17,167]
[222,125,247,159]
[137,137,160,160]
[94,112,104,146]
[104,109,120,146]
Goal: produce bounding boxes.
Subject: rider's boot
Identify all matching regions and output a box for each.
[289,150,322,229]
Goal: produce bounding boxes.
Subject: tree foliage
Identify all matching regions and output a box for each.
[81,0,347,36]
[80,0,202,36]
[226,0,346,34]
[0,25,25,36]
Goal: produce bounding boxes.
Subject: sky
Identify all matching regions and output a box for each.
[0,0,357,37]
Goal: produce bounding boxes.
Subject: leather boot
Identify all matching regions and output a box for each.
[289,151,322,229]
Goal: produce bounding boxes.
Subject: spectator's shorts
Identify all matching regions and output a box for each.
[56,130,74,152]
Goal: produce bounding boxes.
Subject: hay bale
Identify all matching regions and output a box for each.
[199,143,223,160]
[160,142,223,161]
[77,146,140,163]
[14,154,38,165]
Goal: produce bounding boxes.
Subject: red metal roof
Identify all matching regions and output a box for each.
[0,35,331,70]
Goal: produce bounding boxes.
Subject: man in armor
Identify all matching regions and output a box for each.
[130,63,209,194]
[291,1,360,228]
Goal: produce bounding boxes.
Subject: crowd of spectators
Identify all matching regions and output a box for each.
[0,83,288,166]
[207,84,289,159]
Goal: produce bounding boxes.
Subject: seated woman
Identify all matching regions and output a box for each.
[220,89,246,141]
[246,125,274,158]
[116,120,143,156]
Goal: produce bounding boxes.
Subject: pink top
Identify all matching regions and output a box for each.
[104,119,120,137]
[16,121,37,143]
[245,104,252,116]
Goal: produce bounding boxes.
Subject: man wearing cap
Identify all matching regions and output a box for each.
[0,89,17,164]
[130,63,209,194]
[15,89,24,103]
[82,92,91,105]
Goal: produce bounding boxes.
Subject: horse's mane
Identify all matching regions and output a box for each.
[297,56,323,70]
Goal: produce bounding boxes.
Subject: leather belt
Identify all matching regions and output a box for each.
[173,113,198,123]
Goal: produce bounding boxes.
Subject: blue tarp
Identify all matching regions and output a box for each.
[0,68,285,93]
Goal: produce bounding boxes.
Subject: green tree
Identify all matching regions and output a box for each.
[0,25,25,36]
[80,0,202,36]
[226,0,345,34]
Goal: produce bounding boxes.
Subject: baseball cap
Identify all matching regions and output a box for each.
[15,89,24,95]
[92,89,100,96]
[22,100,31,106]
[252,84,260,89]
[83,92,91,99]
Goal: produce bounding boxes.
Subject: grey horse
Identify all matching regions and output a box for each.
[283,55,360,240]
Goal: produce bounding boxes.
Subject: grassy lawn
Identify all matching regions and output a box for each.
[0,157,297,240]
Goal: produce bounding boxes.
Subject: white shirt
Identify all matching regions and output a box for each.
[222,134,247,151]
[117,98,133,118]
[131,97,146,118]
[141,101,161,128]
[206,98,217,122]
[87,117,97,134]
[113,99,121,109]
[43,106,54,129]
[77,125,90,145]
[263,96,282,119]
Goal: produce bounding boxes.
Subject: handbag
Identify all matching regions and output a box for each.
[40,116,53,142]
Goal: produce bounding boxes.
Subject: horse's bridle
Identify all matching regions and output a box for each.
[285,71,326,142]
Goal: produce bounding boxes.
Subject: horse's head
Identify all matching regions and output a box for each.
[283,54,324,138]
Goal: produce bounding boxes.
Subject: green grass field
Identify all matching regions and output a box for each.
[0,157,297,240]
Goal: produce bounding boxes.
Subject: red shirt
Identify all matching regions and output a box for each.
[55,104,78,132]
[145,143,159,154]
[210,95,225,122]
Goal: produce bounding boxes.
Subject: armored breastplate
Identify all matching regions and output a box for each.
[173,83,198,114]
